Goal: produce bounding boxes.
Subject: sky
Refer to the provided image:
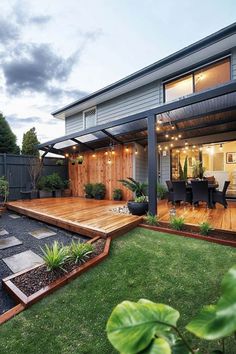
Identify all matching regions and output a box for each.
[0,0,236,148]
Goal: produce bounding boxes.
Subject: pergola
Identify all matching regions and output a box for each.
[39,80,236,215]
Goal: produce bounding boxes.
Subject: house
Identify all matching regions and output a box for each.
[39,22,236,214]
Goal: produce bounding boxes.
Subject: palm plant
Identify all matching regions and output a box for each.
[119,177,147,198]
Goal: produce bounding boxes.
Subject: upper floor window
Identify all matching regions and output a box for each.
[164,57,231,102]
[83,107,97,129]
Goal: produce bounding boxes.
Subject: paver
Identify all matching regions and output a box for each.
[3,250,43,273]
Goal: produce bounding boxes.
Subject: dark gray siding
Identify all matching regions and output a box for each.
[134,144,148,183]
[232,47,236,79]
[65,112,83,134]
[97,81,162,124]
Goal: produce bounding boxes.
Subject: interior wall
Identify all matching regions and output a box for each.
[69,145,134,200]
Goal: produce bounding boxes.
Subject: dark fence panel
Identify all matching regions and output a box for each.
[0,154,68,200]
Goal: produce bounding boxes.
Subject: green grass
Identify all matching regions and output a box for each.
[1,229,236,354]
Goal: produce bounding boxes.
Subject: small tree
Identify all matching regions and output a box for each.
[0,113,20,154]
[28,158,43,190]
[21,127,40,156]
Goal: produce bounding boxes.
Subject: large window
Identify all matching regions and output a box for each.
[165,75,193,102]
[83,107,97,129]
[164,58,230,102]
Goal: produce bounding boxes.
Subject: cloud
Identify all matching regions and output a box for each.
[0,17,19,44]
[6,114,42,128]
[2,43,87,98]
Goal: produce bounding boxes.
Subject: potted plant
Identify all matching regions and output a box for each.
[84,183,94,198]
[77,155,84,165]
[70,158,76,165]
[113,188,123,201]
[47,173,64,197]
[0,176,9,215]
[119,177,148,215]
[192,161,206,179]
[37,176,52,198]
[92,183,106,200]
[62,179,71,197]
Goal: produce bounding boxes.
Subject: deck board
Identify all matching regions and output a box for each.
[6,198,142,238]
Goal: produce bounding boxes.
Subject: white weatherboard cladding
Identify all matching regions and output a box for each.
[65,112,83,134]
[160,153,170,184]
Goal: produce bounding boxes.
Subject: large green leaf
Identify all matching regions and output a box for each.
[157,332,191,354]
[186,265,236,340]
[141,338,171,354]
[106,299,179,353]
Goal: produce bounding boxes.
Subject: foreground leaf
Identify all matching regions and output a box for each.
[141,338,171,354]
[186,265,236,340]
[106,299,179,353]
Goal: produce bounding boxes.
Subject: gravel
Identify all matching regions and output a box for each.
[0,211,88,315]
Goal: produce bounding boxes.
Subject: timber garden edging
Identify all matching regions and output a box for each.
[139,223,236,247]
[1,237,111,324]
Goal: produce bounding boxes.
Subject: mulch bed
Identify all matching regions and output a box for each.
[12,239,106,297]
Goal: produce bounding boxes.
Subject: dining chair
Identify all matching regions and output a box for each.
[212,181,230,208]
[191,180,209,207]
[172,181,192,205]
[166,180,174,203]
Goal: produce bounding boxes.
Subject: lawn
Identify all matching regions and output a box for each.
[1,228,236,354]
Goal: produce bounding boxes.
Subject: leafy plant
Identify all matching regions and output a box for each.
[84,183,94,198]
[170,216,185,230]
[0,176,9,204]
[56,159,64,166]
[92,183,106,199]
[63,179,71,189]
[70,158,77,165]
[134,196,147,203]
[113,188,123,201]
[106,264,236,353]
[119,177,147,198]
[41,241,68,272]
[77,155,84,164]
[179,157,188,180]
[157,183,167,199]
[37,173,64,191]
[145,212,159,226]
[199,221,214,236]
[192,160,206,179]
[68,241,94,264]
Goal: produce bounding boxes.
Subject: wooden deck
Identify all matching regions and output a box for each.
[6,198,142,238]
[157,200,236,233]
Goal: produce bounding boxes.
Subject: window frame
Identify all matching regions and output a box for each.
[163,56,231,103]
[83,106,97,130]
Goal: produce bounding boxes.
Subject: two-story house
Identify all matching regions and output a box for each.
[39,22,236,214]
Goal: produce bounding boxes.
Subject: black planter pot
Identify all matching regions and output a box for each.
[94,194,105,200]
[85,194,93,199]
[127,201,149,216]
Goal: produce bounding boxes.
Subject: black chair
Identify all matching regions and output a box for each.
[212,181,230,208]
[172,181,192,204]
[166,180,174,203]
[191,180,209,207]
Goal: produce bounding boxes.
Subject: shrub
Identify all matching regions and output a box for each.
[134,196,147,203]
[63,179,71,189]
[41,241,68,271]
[37,173,64,191]
[68,241,94,264]
[145,212,159,226]
[157,183,167,199]
[199,221,213,236]
[170,216,185,230]
[112,188,123,201]
[0,176,9,204]
[92,183,106,199]
[84,183,94,198]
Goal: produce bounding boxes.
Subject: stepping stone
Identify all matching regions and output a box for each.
[0,236,22,250]
[3,250,43,273]
[29,228,57,239]
[9,214,21,219]
[0,229,9,236]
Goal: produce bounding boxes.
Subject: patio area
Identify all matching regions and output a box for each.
[6,196,236,235]
[6,197,142,238]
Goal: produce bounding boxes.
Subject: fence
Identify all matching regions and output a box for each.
[0,154,68,200]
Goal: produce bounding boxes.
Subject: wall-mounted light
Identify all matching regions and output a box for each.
[219,144,223,151]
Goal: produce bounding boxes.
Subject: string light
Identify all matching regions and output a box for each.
[219,144,223,150]
[108,158,112,164]
[104,151,108,155]
[72,146,76,150]
[111,150,115,155]
[65,153,69,157]
[165,134,169,138]
[92,153,96,158]
[135,149,138,155]
[125,147,129,152]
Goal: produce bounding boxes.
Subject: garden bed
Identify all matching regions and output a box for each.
[140,222,236,247]
[3,237,111,307]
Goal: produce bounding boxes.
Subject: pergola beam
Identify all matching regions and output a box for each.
[101,129,123,144]
[71,138,94,151]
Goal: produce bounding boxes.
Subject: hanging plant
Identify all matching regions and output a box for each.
[77,155,84,165]
[70,158,76,165]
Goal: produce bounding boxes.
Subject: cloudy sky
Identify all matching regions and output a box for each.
[1,0,236,147]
